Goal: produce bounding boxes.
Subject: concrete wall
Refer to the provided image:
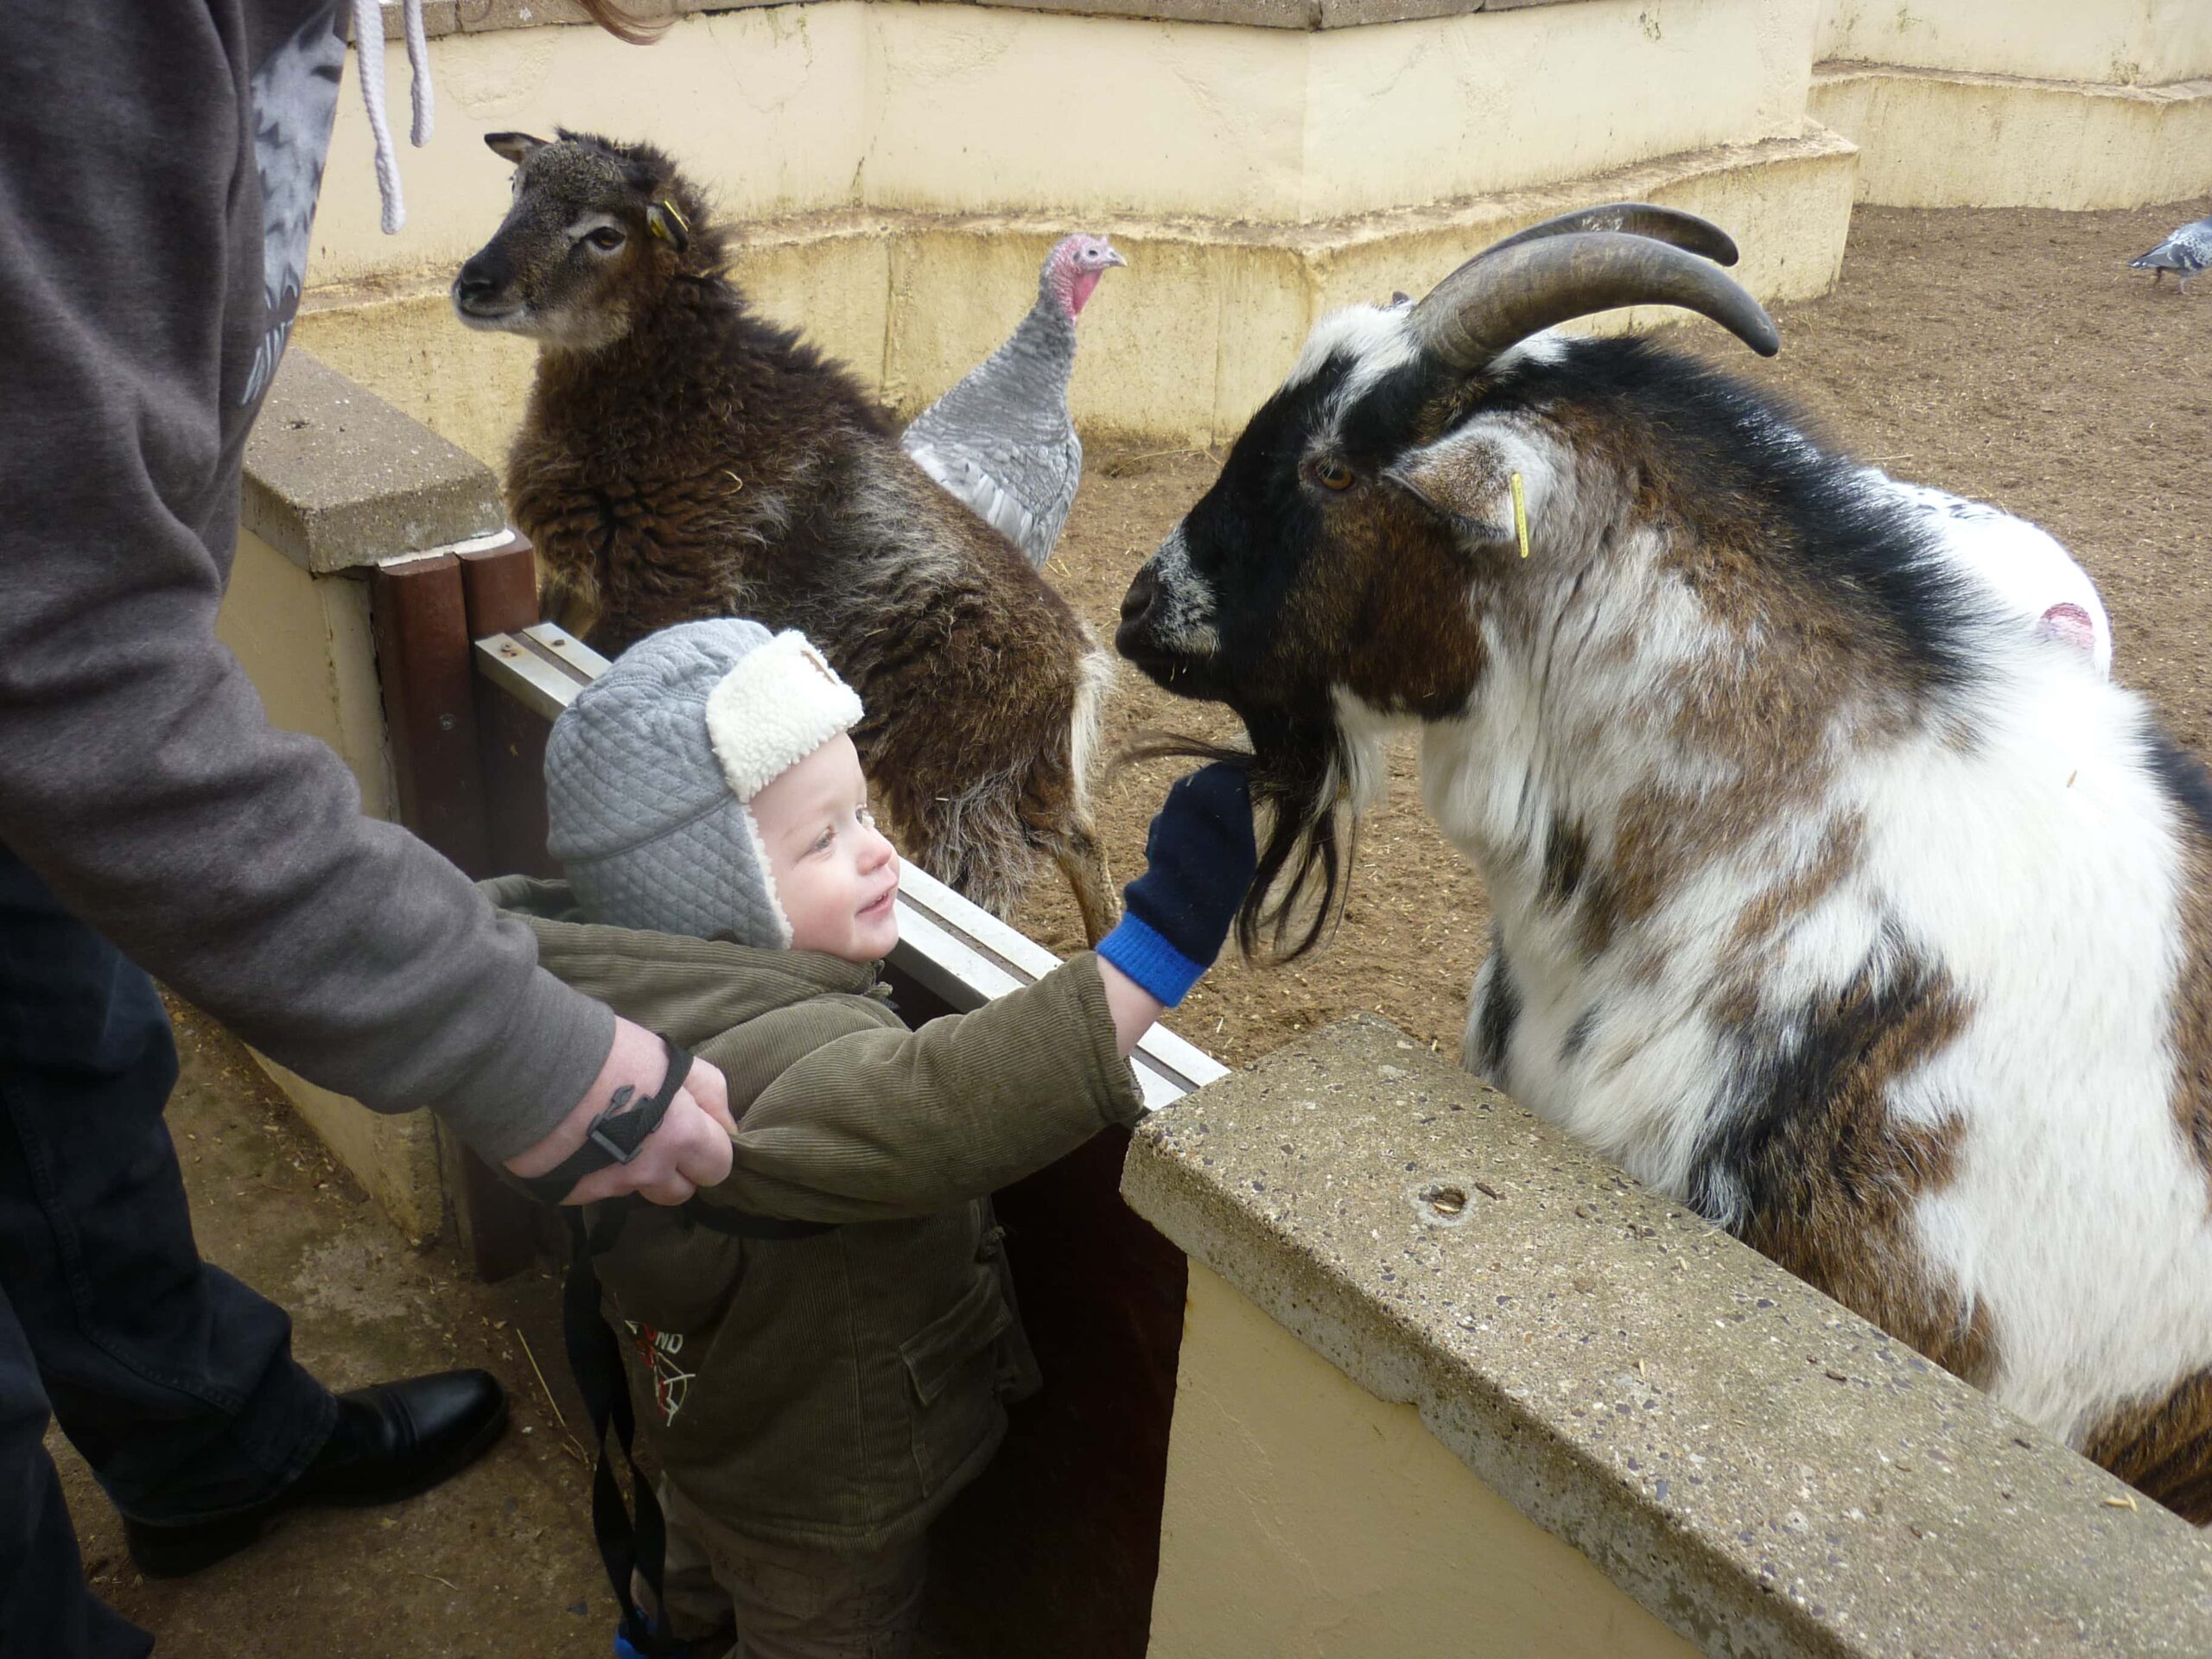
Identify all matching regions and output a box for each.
[295,0,1855,453]
[1815,0,2212,86]
[1809,0,2212,207]
[1152,1260,1698,1659]
[1810,65,2212,210]
[315,0,1820,276]
[217,533,393,821]
[300,122,1856,465]
[218,350,515,1243]
[1125,1017,2212,1659]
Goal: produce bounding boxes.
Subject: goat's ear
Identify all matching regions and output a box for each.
[1383,424,1536,554]
[645,199,691,253]
[485,131,549,167]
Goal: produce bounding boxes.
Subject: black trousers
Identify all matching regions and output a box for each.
[0,842,335,1657]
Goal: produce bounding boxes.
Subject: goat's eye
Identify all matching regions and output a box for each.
[1314,460,1355,493]
[586,226,626,252]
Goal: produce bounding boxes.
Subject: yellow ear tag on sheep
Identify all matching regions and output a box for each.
[648,199,691,250]
[1510,471,1531,560]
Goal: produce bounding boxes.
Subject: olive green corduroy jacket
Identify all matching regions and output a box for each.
[484,877,1146,1552]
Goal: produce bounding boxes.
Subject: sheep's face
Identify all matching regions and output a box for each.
[452,131,689,353]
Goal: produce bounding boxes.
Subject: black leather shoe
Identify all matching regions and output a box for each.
[124,1369,509,1579]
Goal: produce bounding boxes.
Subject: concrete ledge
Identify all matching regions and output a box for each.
[243,350,505,574]
[296,126,1858,459]
[1122,1016,2212,1657]
[1812,61,2212,208]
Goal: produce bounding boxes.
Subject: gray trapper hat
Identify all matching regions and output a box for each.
[544,619,864,950]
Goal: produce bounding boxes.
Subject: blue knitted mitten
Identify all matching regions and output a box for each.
[1096,760,1257,1006]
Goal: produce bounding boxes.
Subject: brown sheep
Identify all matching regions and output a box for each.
[453,130,1116,941]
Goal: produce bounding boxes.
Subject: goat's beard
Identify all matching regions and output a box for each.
[1122,708,1357,964]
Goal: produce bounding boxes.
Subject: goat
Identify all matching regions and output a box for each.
[1116,203,2212,1520]
[452,130,1117,942]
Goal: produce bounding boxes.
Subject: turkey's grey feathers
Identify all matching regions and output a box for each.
[903,296,1084,569]
[906,428,1082,566]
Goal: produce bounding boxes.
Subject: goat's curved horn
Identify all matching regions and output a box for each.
[1412,231,1780,371]
[1471,201,1741,267]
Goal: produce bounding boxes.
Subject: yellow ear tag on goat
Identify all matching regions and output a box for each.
[1510,471,1530,560]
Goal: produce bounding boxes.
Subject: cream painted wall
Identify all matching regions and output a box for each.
[216,532,393,820]
[308,6,872,288]
[1150,1262,1700,1659]
[217,535,449,1236]
[296,125,1857,462]
[1815,0,2212,86]
[860,0,1819,223]
[1299,0,1821,220]
[307,0,1823,293]
[1811,64,2212,209]
[857,4,1312,219]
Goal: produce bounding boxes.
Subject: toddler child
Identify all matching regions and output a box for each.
[483,618,1255,1659]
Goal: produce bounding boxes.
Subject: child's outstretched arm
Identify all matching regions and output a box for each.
[1094,760,1255,1056]
[688,761,1257,1221]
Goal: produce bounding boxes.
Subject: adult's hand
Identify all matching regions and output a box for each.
[502,1015,735,1205]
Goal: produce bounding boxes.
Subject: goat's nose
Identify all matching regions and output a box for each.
[1121,564,1160,630]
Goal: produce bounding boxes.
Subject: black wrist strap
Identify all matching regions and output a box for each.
[518,1033,694,1205]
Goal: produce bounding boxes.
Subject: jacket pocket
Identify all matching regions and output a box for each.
[898,1269,1013,1495]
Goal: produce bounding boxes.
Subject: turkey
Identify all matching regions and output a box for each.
[902,233,1126,569]
[2129,214,2212,292]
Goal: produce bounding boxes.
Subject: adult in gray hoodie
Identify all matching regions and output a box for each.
[0,3,705,1655]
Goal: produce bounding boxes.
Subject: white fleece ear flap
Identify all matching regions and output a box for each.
[1385,422,1552,555]
[702,632,866,801]
[737,803,794,949]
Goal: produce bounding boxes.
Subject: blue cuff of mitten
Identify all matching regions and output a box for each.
[1096,912,1209,1007]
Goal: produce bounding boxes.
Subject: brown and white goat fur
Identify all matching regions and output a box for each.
[1117,207,2212,1520]
[453,131,1116,939]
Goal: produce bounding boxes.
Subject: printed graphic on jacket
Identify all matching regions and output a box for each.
[245,11,346,405]
[626,1321,696,1426]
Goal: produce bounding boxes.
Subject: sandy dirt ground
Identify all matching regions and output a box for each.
[51,194,2212,1656]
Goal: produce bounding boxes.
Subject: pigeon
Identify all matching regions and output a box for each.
[902,233,1127,569]
[2129,215,2212,292]
[1868,469,2113,678]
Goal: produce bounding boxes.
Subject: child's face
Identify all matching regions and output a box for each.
[750,734,901,962]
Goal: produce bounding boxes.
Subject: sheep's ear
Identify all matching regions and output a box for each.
[646,199,691,252]
[1384,423,1536,555]
[486,131,549,166]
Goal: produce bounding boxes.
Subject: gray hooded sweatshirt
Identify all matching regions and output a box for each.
[0,3,608,1156]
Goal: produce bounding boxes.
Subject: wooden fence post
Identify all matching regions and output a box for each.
[370,555,492,878]
[372,543,543,1282]
[460,537,562,881]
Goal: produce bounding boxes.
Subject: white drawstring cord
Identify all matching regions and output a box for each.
[353,0,435,235]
